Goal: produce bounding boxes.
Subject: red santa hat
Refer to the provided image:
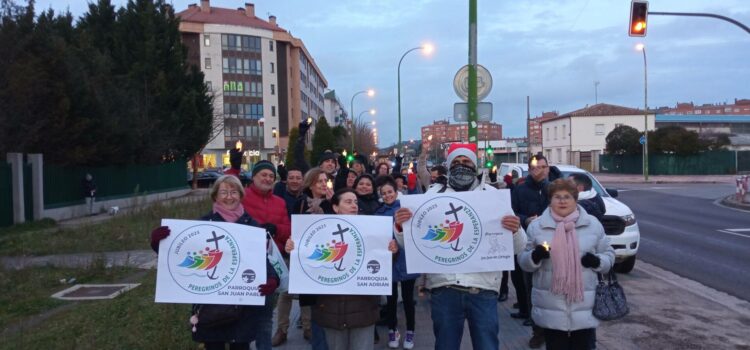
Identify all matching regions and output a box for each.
[446,143,477,167]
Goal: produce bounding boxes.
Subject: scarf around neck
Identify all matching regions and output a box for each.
[213,202,244,223]
[550,209,584,304]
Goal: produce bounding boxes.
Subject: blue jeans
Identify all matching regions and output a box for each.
[430,286,499,350]
[311,319,329,350]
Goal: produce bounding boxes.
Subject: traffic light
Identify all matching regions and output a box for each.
[486,146,493,155]
[347,153,354,163]
[485,160,493,168]
[629,1,648,37]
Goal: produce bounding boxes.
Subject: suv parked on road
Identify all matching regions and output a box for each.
[499,163,640,273]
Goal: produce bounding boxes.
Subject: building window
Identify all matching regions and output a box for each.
[204,57,211,69]
[222,58,261,75]
[221,34,261,52]
[546,128,550,141]
[271,106,276,116]
[223,81,261,97]
[562,125,566,139]
[269,40,274,51]
[204,35,210,46]
[595,124,605,135]
[205,81,212,92]
[270,62,275,73]
[557,149,562,163]
[554,126,558,140]
[271,84,275,95]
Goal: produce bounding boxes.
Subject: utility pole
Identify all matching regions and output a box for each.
[467,0,478,148]
[526,96,531,160]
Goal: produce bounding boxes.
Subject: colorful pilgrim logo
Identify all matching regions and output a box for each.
[410,197,482,265]
[299,217,365,285]
[167,225,241,294]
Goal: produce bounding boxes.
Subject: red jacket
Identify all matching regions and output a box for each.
[242,184,291,253]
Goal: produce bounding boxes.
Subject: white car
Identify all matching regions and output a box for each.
[498,163,640,273]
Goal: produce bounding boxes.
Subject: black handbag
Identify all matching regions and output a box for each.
[193,304,243,329]
[592,271,629,321]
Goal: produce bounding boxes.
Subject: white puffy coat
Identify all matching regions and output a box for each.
[519,206,615,331]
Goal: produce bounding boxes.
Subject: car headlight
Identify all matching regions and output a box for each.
[621,214,636,226]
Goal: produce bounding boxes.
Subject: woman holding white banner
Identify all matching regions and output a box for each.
[286,188,399,350]
[374,177,420,349]
[150,175,279,350]
[519,179,615,350]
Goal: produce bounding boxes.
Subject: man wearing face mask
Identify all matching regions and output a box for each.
[393,143,527,350]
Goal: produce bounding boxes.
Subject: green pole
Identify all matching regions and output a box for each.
[468,0,478,148]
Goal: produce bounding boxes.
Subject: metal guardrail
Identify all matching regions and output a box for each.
[736,175,749,203]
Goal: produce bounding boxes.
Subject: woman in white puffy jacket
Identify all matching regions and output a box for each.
[520,179,615,350]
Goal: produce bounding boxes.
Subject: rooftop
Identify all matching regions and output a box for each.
[177,3,286,32]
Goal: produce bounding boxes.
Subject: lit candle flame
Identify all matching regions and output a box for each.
[307,117,313,125]
[428,135,433,141]
[542,241,550,251]
[491,165,497,173]
[531,157,538,167]
[326,179,333,189]
[342,150,347,157]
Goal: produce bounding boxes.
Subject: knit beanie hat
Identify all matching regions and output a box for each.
[318,151,337,165]
[252,160,276,178]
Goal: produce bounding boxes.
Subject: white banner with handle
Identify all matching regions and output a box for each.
[399,190,515,273]
[289,214,392,295]
[155,219,267,305]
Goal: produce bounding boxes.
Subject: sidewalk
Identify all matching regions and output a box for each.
[593,173,736,184]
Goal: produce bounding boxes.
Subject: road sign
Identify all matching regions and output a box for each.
[453,64,493,102]
[454,102,492,122]
[639,136,646,145]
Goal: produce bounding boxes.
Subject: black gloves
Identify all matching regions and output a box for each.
[488,169,498,183]
[337,155,347,168]
[299,119,311,134]
[262,223,277,238]
[531,245,550,264]
[581,252,601,269]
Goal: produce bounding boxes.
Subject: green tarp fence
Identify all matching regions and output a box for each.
[600,150,749,175]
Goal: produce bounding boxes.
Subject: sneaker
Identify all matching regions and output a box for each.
[388,329,400,348]
[403,331,415,349]
[296,317,303,329]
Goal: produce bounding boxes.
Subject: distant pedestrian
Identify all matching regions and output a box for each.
[82,173,97,216]
[569,173,606,221]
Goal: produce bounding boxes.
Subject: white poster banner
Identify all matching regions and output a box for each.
[399,190,515,273]
[155,219,267,305]
[289,215,392,295]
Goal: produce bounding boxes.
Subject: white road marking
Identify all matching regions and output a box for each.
[717,229,750,239]
[724,228,750,232]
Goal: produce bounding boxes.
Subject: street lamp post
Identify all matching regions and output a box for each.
[398,44,433,154]
[351,109,376,150]
[350,89,374,151]
[637,44,649,181]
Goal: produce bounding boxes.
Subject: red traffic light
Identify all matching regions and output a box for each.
[629,1,649,37]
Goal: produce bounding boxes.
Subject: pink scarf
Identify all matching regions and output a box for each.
[213,203,244,223]
[550,209,584,304]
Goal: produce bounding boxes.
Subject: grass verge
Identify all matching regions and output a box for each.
[0,197,212,256]
[1,270,195,350]
[0,262,138,331]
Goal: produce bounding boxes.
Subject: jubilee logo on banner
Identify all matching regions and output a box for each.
[400,190,515,273]
[289,215,392,295]
[155,219,267,305]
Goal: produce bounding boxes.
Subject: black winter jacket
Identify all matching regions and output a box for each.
[511,175,550,230]
[192,211,278,344]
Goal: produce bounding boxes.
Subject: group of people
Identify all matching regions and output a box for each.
[149,117,615,350]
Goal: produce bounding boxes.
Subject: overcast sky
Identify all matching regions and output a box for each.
[34,0,750,146]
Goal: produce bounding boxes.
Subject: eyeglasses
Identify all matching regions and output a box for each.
[551,194,574,202]
[218,190,240,197]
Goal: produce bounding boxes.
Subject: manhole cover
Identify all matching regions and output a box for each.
[51,284,140,300]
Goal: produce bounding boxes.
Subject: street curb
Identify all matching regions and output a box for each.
[719,195,750,212]
[635,260,750,317]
